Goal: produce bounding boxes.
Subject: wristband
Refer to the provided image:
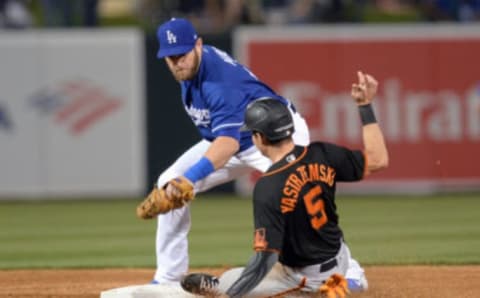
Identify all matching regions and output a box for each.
[184,157,215,184]
[358,104,377,125]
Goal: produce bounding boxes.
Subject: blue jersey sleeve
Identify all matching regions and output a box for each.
[205,82,247,141]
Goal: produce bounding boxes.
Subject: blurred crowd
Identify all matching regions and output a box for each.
[141,0,480,33]
[1,0,479,31]
[0,0,98,28]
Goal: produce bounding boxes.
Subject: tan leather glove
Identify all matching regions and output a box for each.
[136,176,195,219]
[165,176,194,202]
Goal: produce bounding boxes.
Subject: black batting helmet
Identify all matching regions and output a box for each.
[240,99,294,141]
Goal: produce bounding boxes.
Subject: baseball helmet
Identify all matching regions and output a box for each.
[240,99,294,141]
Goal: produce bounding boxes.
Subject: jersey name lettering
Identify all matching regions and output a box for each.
[212,47,236,66]
[185,105,210,126]
[280,164,336,213]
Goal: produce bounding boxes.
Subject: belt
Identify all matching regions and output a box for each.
[318,258,338,273]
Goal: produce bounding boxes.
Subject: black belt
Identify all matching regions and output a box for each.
[319,258,338,273]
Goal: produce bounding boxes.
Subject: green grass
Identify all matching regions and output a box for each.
[338,194,480,265]
[0,199,157,268]
[0,194,479,269]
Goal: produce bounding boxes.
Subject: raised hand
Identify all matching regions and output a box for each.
[351,71,378,105]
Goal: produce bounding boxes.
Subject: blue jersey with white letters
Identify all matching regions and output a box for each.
[180,45,290,152]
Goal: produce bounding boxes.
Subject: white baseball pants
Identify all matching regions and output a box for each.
[217,242,351,298]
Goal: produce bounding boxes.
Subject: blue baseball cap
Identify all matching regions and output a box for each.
[157,18,198,58]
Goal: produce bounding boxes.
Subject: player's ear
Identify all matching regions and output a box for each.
[196,37,203,47]
[260,134,270,145]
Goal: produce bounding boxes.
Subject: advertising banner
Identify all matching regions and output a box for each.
[234,25,480,194]
[0,30,145,198]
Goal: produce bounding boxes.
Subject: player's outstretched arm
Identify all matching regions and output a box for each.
[225,251,278,298]
[204,136,240,169]
[164,136,239,199]
[351,71,389,175]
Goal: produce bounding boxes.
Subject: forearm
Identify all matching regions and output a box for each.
[225,251,278,298]
[204,136,240,169]
[351,72,389,176]
[362,122,389,174]
[182,136,239,184]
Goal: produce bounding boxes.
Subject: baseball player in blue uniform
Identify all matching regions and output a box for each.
[137,17,368,292]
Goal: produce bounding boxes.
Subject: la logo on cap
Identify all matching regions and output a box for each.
[166,30,177,44]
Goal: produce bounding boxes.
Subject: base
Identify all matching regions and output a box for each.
[100,284,196,298]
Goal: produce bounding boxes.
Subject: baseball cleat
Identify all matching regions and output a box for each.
[347,275,369,292]
[181,273,220,296]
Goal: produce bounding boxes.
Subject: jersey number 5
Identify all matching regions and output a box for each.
[304,185,328,230]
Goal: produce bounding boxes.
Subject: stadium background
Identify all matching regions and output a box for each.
[0,1,480,297]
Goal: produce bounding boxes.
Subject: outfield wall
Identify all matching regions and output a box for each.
[0,29,146,198]
[2,25,479,198]
[234,24,480,195]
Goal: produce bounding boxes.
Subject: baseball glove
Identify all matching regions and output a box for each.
[136,177,195,219]
[165,176,194,201]
[319,273,349,298]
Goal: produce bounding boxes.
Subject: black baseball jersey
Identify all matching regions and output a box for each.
[252,142,366,267]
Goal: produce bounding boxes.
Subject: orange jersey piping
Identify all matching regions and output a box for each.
[263,147,308,177]
[254,248,281,254]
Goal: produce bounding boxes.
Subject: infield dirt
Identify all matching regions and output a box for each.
[0,266,479,298]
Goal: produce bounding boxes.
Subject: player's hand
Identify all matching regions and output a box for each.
[165,176,195,202]
[351,71,378,106]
